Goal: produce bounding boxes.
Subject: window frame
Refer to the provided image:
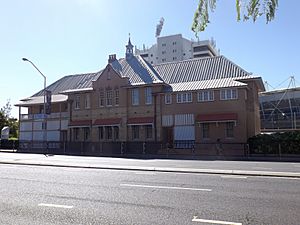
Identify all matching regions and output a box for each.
[75,95,80,109]
[198,90,214,102]
[165,93,172,104]
[226,122,235,138]
[131,88,139,106]
[145,87,152,105]
[85,93,90,109]
[115,89,119,106]
[99,91,105,107]
[220,89,238,100]
[201,123,210,139]
[106,90,113,106]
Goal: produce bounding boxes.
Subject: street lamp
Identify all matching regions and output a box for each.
[22,58,47,150]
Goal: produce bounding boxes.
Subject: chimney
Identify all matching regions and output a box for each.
[108,54,117,63]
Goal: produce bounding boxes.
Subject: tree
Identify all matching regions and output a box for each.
[0,100,19,139]
[192,0,279,35]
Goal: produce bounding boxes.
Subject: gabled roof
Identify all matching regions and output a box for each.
[153,55,253,84]
[110,55,164,85]
[32,72,100,97]
[22,55,261,102]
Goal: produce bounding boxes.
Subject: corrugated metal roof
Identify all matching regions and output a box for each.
[29,55,259,99]
[166,78,247,92]
[110,55,163,85]
[16,94,67,106]
[32,72,100,97]
[153,56,252,84]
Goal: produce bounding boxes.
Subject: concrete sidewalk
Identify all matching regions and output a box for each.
[0,152,300,178]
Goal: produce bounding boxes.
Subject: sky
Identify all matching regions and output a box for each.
[1,0,300,118]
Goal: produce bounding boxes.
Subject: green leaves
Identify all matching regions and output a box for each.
[192,0,279,36]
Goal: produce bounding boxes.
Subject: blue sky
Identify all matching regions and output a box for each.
[1,0,300,118]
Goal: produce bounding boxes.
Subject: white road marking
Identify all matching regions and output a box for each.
[221,175,247,179]
[258,176,300,180]
[134,172,156,175]
[252,167,272,170]
[120,184,212,192]
[192,216,242,225]
[38,203,73,209]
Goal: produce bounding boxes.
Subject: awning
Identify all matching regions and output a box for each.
[196,113,238,123]
[69,120,92,127]
[15,94,68,107]
[93,118,122,126]
[127,117,154,125]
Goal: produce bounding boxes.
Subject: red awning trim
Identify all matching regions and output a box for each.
[69,120,92,127]
[196,113,238,122]
[127,117,154,125]
[93,118,122,126]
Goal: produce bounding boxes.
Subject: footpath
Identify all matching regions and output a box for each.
[0,151,300,178]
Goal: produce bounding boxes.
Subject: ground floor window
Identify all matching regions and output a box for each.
[105,126,113,140]
[201,123,209,139]
[226,122,234,138]
[74,128,79,141]
[132,125,139,140]
[145,125,153,139]
[84,127,90,141]
[98,127,104,140]
[114,126,119,140]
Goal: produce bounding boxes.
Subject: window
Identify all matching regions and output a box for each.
[115,89,119,106]
[162,43,166,47]
[114,126,119,140]
[132,88,139,105]
[220,89,238,100]
[173,57,177,60]
[98,127,104,140]
[84,127,90,141]
[85,94,90,109]
[105,126,112,140]
[162,51,166,54]
[201,123,209,139]
[132,125,139,140]
[99,91,104,107]
[177,92,192,103]
[75,95,80,109]
[226,122,234,138]
[145,87,152,104]
[173,49,177,53]
[198,90,214,102]
[106,90,113,106]
[165,94,172,104]
[74,128,79,141]
[172,41,176,45]
[162,58,166,62]
[146,125,153,139]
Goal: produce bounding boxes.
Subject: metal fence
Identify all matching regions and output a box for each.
[17,140,250,157]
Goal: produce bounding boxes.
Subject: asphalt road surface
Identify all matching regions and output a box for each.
[0,164,299,225]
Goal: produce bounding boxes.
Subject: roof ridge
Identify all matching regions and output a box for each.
[135,55,164,83]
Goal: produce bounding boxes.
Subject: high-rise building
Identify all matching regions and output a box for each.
[135,34,219,65]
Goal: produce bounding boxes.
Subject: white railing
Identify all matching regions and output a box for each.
[20,112,69,120]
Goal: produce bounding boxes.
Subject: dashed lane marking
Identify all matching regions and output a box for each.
[192,216,242,225]
[221,175,247,179]
[120,184,212,192]
[38,203,74,209]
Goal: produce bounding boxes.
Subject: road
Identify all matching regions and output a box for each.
[0,163,299,225]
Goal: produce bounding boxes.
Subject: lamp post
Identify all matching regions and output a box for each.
[22,58,47,150]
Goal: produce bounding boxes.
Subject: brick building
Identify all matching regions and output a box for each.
[16,38,264,154]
